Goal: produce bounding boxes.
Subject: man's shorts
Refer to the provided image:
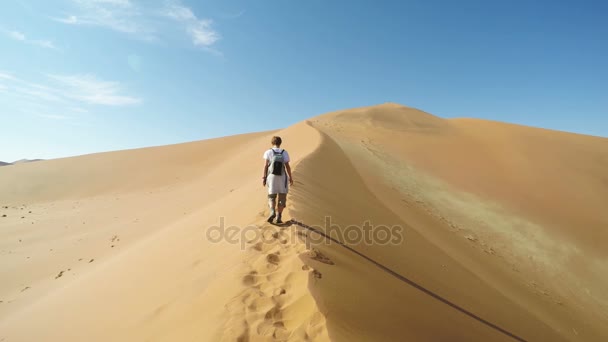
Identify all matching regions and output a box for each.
[268,193,287,206]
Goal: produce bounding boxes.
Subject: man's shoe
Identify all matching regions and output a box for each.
[267,212,276,223]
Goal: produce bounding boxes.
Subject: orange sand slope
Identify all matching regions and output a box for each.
[1,103,607,341]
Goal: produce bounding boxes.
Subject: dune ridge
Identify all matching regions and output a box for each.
[303,104,608,340]
[0,122,330,342]
[1,103,607,341]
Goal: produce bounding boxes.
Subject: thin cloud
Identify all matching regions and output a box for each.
[2,29,58,50]
[47,74,142,106]
[53,0,149,36]
[32,40,57,49]
[163,1,220,47]
[0,71,141,107]
[55,15,79,24]
[0,72,68,104]
[37,114,70,120]
[8,30,26,41]
[14,85,65,103]
[218,9,245,20]
[0,71,14,80]
[53,1,221,49]
[189,20,220,46]
[1,71,139,129]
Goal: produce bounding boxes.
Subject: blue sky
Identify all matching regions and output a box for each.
[1,0,606,162]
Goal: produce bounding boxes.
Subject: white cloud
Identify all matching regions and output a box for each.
[0,71,141,107]
[89,0,133,6]
[47,74,142,106]
[54,0,147,36]
[32,40,57,49]
[14,85,65,103]
[9,30,26,41]
[0,72,15,80]
[217,10,245,20]
[1,71,139,129]
[53,1,221,49]
[56,15,79,24]
[2,29,58,49]
[189,20,220,46]
[164,3,195,21]
[37,114,70,120]
[163,2,220,47]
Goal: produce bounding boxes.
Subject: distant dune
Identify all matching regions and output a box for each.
[1,103,607,341]
[11,159,43,164]
[0,159,43,167]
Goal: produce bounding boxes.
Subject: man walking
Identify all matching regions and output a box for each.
[262,136,294,224]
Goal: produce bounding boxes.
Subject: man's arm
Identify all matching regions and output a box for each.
[262,160,269,186]
[285,162,294,185]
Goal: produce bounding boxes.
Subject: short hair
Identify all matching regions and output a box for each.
[271,136,282,146]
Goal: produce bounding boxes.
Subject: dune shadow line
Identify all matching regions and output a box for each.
[288,219,527,342]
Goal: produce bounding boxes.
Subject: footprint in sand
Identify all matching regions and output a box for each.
[272,325,289,339]
[236,333,249,342]
[247,294,275,313]
[308,249,335,265]
[272,231,290,244]
[254,304,284,336]
[273,288,287,296]
[252,241,271,253]
[243,271,259,286]
[266,253,280,265]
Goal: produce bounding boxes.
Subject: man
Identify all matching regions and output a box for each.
[262,136,294,224]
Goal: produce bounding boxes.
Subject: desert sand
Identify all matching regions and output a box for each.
[1,103,607,341]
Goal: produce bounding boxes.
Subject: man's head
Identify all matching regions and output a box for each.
[271,136,282,147]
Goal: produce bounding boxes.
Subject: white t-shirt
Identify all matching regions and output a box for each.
[263,148,291,164]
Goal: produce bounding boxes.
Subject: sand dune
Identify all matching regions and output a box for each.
[1,103,607,341]
[0,160,43,168]
[11,159,43,165]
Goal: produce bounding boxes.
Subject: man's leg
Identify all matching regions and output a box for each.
[276,193,287,224]
[267,194,277,223]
